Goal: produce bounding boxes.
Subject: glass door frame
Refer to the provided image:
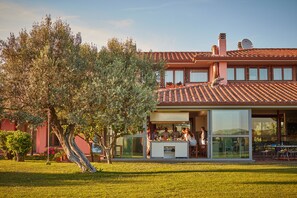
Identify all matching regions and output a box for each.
[209,109,253,160]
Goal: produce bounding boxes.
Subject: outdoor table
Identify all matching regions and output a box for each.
[271,145,297,160]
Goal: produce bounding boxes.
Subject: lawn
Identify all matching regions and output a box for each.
[0,160,296,198]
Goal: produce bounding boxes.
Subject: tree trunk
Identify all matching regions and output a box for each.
[53,126,97,172]
[104,148,112,164]
[88,142,94,162]
[16,153,24,162]
[50,108,97,173]
[98,136,112,164]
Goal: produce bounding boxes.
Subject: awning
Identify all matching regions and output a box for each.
[150,112,189,123]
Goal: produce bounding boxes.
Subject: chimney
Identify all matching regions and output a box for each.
[211,45,219,55]
[238,42,243,50]
[218,33,226,56]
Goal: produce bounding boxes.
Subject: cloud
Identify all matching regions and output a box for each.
[107,19,134,28]
[60,15,81,20]
[0,1,166,51]
[0,1,41,37]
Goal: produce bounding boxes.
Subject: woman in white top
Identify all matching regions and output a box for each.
[200,127,207,145]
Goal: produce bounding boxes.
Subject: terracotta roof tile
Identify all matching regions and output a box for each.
[142,52,211,63]
[143,48,297,63]
[227,49,297,58]
[157,82,297,106]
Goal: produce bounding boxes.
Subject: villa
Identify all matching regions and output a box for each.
[1,33,297,160]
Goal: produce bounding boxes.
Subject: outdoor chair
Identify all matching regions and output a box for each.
[199,144,207,158]
[189,144,198,158]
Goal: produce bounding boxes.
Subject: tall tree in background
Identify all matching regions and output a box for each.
[0,16,98,172]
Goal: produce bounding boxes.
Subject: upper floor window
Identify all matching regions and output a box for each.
[259,68,268,80]
[190,70,208,82]
[249,68,268,80]
[175,70,184,84]
[284,68,293,80]
[273,67,292,80]
[165,70,184,85]
[227,68,245,80]
[165,70,173,85]
[249,68,258,80]
[236,68,245,80]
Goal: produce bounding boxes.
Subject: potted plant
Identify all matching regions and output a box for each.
[176,81,183,87]
[53,150,67,162]
[166,82,174,88]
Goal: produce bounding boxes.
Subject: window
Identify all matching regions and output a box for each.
[227,68,235,80]
[249,68,258,80]
[164,70,184,86]
[284,68,292,80]
[175,70,184,84]
[211,110,250,159]
[273,68,282,80]
[273,67,292,80]
[252,117,277,143]
[249,68,268,81]
[190,70,208,82]
[165,70,173,85]
[259,68,268,80]
[236,68,245,80]
[227,68,245,80]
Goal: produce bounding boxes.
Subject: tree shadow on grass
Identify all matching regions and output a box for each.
[0,167,296,187]
[107,167,297,175]
[0,171,139,187]
[243,181,297,185]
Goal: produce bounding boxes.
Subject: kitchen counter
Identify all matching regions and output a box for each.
[150,141,189,158]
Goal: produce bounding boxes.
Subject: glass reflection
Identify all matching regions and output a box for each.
[175,70,184,84]
[259,68,268,80]
[284,68,292,80]
[165,70,173,84]
[227,68,235,80]
[249,68,258,80]
[212,137,249,158]
[212,110,249,135]
[252,117,277,142]
[273,68,282,80]
[236,68,245,80]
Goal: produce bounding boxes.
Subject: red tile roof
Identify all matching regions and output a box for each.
[157,82,297,106]
[226,48,297,58]
[143,52,211,63]
[144,48,297,63]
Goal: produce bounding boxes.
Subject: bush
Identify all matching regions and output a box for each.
[6,131,32,162]
[0,130,14,159]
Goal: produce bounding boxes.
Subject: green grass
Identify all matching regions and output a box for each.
[0,160,297,197]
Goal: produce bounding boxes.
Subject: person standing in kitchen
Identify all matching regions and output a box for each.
[162,128,170,140]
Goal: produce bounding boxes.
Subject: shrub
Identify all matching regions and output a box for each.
[0,130,14,159]
[6,131,32,162]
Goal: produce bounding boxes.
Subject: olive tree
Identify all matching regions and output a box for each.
[0,16,163,170]
[0,16,98,172]
[81,39,164,164]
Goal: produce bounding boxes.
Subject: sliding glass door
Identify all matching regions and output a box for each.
[210,110,251,159]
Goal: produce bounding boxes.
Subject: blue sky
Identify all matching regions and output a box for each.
[0,0,296,51]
